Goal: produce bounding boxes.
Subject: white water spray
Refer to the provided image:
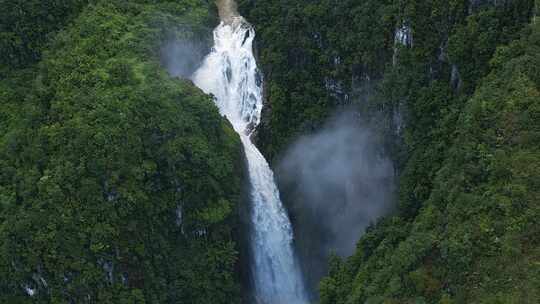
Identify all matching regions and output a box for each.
[192,14,308,304]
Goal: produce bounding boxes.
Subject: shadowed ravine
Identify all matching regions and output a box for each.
[192,1,309,303]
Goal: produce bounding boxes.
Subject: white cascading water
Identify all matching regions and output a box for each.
[192,14,308,304]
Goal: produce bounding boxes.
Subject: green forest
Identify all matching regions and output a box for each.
[1,0,539,303]
[239,0,540,303]
[1,1,244,303]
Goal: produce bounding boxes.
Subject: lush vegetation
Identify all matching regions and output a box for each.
[239,0,398,160]
[240,0,539,303]
[0,0,89,70]
[319,22,540,304]
[2,0,539,303]
[0,1,245,303]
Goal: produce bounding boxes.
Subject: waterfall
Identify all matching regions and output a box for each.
[192,14,309,304]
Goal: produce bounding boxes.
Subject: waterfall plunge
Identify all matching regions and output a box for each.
[192,17,309,304]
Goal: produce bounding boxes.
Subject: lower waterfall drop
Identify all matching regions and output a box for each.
[192,15,308,304]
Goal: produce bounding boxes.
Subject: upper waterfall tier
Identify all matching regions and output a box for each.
[192,18,262,136]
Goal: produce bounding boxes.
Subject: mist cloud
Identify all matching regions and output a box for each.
[276,112,395,290]
[160,38,207,79]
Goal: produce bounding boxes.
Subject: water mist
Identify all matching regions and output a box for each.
[277,112,395,292]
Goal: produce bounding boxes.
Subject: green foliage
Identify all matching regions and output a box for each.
[0,0,89,70]
[241,0,538,303]
[239,0,396,161]
[320,14,540,304]
[3,0,539,302]
[0,0,243,303]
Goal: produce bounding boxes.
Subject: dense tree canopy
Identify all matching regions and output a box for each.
[319,21,540,304]
[1,0,539,303]
[1,1,244,303]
